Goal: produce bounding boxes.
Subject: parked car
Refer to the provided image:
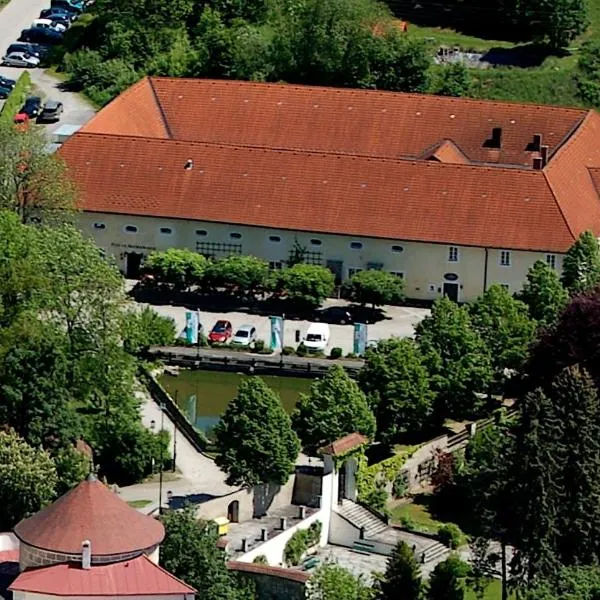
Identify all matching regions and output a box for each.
[0,85,12,99]
[20,28,63,44]
[1,52,40,67]
[20,97,43,118]
[231,325,257,347]
[40,7,78,21]
[38,100,63,123]
[31,19,68,33]
[303,323,330,353]
[6,43,50,59]
[208,320,233,344]
[314,305,353,325]
[13,112,29,124]
[51,0,85,13]
[0,75,16,89]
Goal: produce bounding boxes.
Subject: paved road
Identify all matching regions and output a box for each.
[0,0,95,134]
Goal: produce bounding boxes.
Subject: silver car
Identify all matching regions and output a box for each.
[2,52,40,68]
[231,325,257,347]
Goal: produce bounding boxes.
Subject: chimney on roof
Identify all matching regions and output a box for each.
[540,145,549,167]
[491,127,502,149]
[185,159,194,171]
[533,133,543,151]
[82,540,91,570]
[533,156,543,170]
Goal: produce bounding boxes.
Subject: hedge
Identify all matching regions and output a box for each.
[0,72,31,126]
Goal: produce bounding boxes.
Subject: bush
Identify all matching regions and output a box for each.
[253,339,266,353]
[283,521,322,566]
[329,347,343,359]
[253,555,268,564]
[345,352,358,359]
[400,515,417,531]
[282,346,295,356]
[0,72,31,125]
[392,472,409,499]
[437,523,465,549]
[296,342,308,357]
[361,486,389,516]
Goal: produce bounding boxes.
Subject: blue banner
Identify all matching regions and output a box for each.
[353,323,368,356]
[270,316,284,351]
[185,311,199,344]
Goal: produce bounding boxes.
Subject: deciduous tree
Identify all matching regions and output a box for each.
[271,263,335,312]
[434,62,472,96]
[0,430,57,529]
[343,270,405,309]
[214,377,300,486]
[561,231,600,294]
[122,306,177,354]
[293,364,376,455]
[427,555,469,600]
[205,255,269,298]
[307,564,375,600]
[517,260,568,328]
[143,248,208,290]
[416,297,493,419]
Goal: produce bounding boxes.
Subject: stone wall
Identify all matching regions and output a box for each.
[228,561,308,600]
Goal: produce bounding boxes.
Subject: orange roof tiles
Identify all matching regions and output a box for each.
[320,433,369,456]
[14,476,165,556]
[62,77,600,252]
[9,555,196,596]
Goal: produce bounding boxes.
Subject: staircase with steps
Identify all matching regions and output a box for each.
[336,500,451,565]
[338,499,388,538]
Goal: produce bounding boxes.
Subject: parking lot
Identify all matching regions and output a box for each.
[0,0,95,134]
[138,297,430,356]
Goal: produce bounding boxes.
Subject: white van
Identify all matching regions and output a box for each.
[303,323,330,353]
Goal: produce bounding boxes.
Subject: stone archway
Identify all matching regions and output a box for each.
[227,500,240,523]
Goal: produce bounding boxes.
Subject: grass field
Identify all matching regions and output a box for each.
[465,579,516,600]
[390,498,442,533]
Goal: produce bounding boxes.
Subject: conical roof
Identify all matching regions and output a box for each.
[14,477,164,556]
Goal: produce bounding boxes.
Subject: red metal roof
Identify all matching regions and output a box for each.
[14,477,164,556]
[9,555,195,596]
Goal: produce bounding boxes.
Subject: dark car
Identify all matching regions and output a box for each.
[208,320,233,344]
[7,43,50,59]
[0,85,11,99]
[0,75,16,89]
[20,97,43,118]
[20,28,63,44]
[38,100,63,123]
[40,7,77,21]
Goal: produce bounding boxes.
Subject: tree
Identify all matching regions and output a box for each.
[532,0,588,50]
[517,260,568,328]
[272,263,335,312]
[415,297,493,419]
[292,364,376,455]
[53,444,91,495]
[143,248,208,290]
[522,566,600,600]
[561,231,600,294]
[469,284,536,377]
[307,564,375,600]
[0,430,57,530]
[434,62,472,97]
[0,122,76,224]
[576,40,600,106]
[160,506,253,600]
[360,338,435,443]
[205,255,269,298]
[427,555,468,600]
[214,377,300,486]
[122,306,177,354]
[378,540,422,600]
[343,270,405,309]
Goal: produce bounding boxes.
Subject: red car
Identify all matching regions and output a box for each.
[208,320,233,344]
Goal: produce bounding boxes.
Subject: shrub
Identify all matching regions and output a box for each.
[296,342,308,357]
[282,346,295,356]
[361,486,388,516]
[329,347,343,359]
[392,472,409,499]
[0,72,31,125]
[437,523,465,549]
[400,515,417,531]
[253,555,268,564]
[253,339,266,353]
[283,521,322,566]
[345,352,358,359]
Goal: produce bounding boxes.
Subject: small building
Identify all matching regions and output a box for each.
[59,77,600,302]
[7,474,195,600]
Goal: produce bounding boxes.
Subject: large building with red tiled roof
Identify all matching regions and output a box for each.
[61,77,600,301]
[6,475,195,600]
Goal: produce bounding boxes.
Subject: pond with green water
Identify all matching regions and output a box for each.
[159,370,312,436]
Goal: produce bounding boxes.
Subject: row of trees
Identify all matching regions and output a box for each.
[142,248,405,311]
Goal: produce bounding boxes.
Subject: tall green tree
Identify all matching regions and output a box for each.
[214,377,300,486]
[0,122,76,224]
[144,248,208,290]
[416,297,493,419]
[531,0,588,50]
[517,260,568,328]
[434,62,472,96]
[271,263,335,312]
[0,430,57,530]
[360,338,435,443]
[160,506,254,600]
[522,566,600,600]
[307,564,375,600]
[378,540,422,600]
[427,555,468,600]
[343,270,405,309]
[561,231,600,294]
[469,284,536,377]
[122,306,177,354]
[205,255,269,298]
[292,364,376,455]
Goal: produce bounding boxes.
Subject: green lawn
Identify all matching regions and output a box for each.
[390,499,442,534]
[127,499,152,508]
[465,579,516,600]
